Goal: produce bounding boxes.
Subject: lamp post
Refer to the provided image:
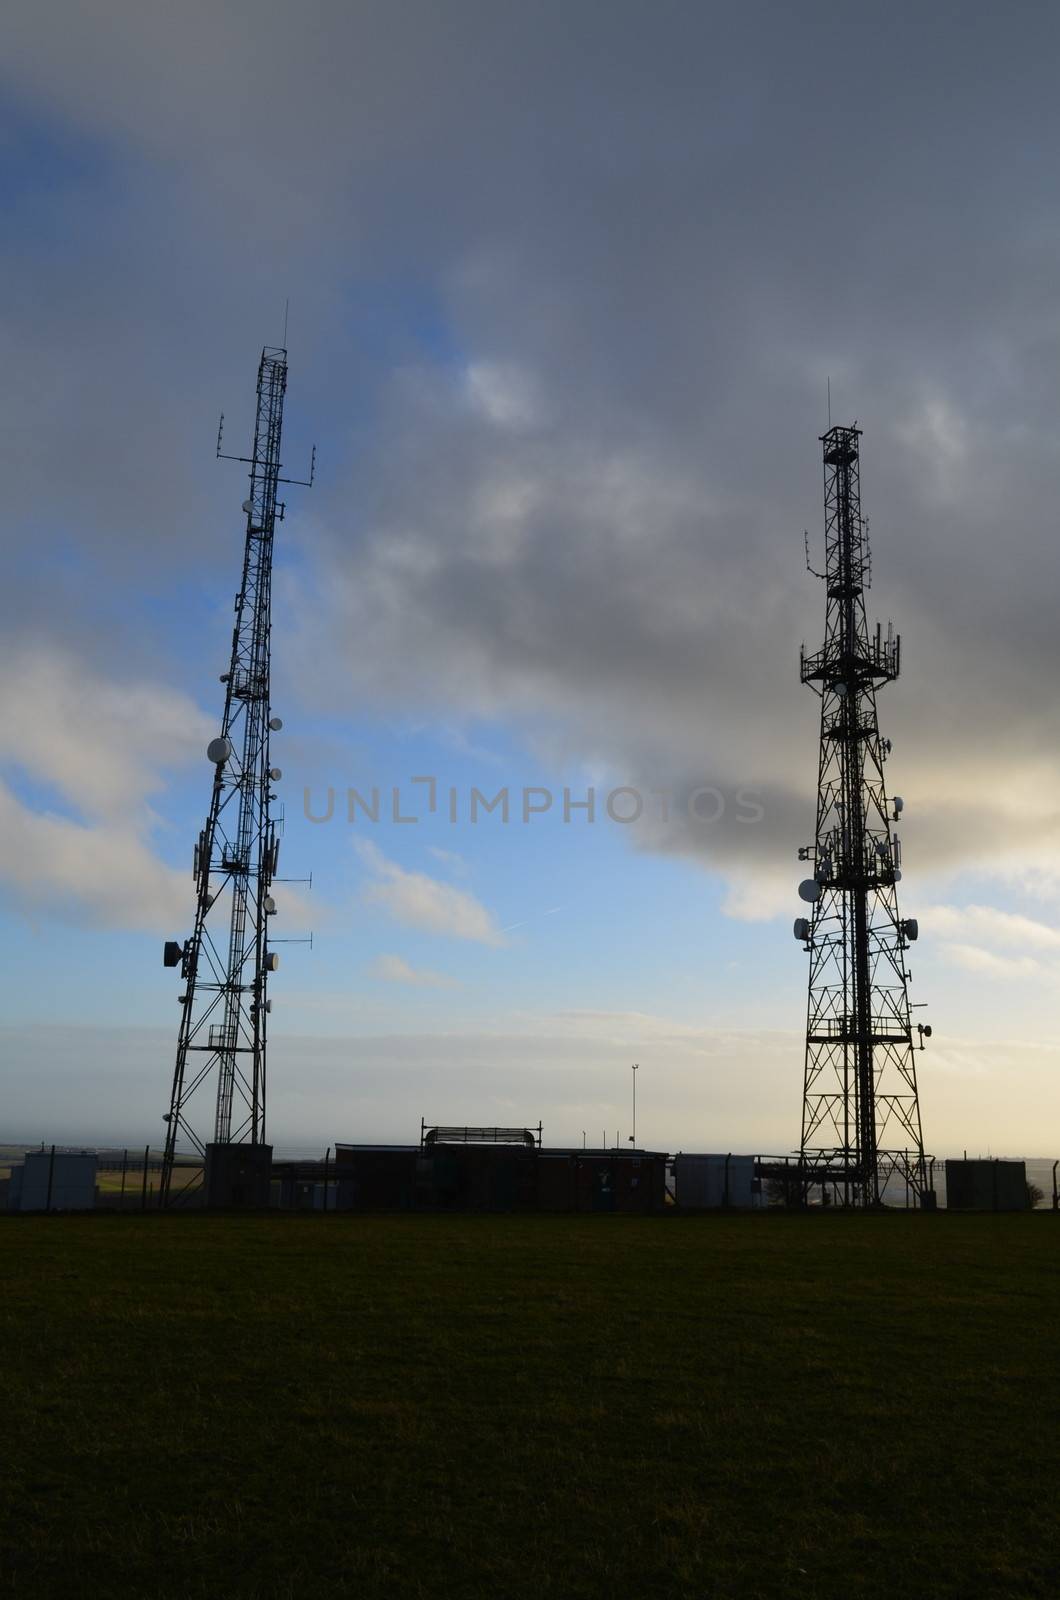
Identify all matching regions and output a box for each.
[630,1062,639,1147]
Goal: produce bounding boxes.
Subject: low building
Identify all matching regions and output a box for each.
[326,1135,669,1214]
[673,1152,757,1209]
[944,1159,1028,1212]
[204,1142,273,1208]
[537,1150,668,1214]
[331,1146,418,1211]
[9,1150,97,1212]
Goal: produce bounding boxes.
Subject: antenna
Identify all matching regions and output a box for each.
[283,297,289,349]
[789,422,931,1209]
[827,375,831,427]
[158,347,314,1208]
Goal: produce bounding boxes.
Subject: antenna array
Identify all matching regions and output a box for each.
[159,347,312,1206]
[793,424,932,1207]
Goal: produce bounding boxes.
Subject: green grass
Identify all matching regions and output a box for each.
[3,1213,1058,1600]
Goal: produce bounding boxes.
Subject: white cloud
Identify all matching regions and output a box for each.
[925,903,1060,974]
[0,648,210,930]
[356,840,505,945]
[0,646,211,820]
[928,902,1060,947]
[464,362,541,430]
[427,846,470,876]
[0,779,187,930]
[370,953,459,988]
[895,391,972,506]
[940,942,1044,980]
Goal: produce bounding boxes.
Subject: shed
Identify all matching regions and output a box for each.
[673,1153,757,1209]
[332,1146,418,1211]
[944,1159,1028,1212]
[14,1151,97,1212]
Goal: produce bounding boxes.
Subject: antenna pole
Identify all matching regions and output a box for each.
[159,347,311,1207]
[794,425,931,1207]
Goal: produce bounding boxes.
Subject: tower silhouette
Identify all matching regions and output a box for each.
[159,346,312,1206]
[794,424,932,1207]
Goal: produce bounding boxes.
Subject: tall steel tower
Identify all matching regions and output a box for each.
[159,346,312,1206]
[793,424,932,1207]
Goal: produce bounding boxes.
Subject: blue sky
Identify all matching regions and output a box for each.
[3,2,1060,1157]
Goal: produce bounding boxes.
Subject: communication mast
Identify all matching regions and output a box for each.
[793,424,932,1207]
[159,346,313,1206]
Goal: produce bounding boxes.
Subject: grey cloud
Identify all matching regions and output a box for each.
[4,1,1060,919]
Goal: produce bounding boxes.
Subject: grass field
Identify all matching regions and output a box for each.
[3,1212,1058,1600]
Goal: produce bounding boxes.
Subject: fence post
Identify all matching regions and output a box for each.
[120,1149,128,1210]
[46,1143,56,1212]
[141,1145,150,1211]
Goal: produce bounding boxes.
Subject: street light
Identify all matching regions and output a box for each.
[629,1062,639,1146]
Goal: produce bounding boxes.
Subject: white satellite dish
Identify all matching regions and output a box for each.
[264,896,276,915]
[798,879,820,903]
[207,736,232,765]
[269,767,282,781]
[265,951,280,972]
[793,917,811,942]
[268,716,283,732]
[242,499,253,513]
[893,795,904,812]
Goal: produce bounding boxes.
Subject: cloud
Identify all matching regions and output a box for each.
[356,841,505,945]
[925,903,1060,982]
[8,2,1060,926]
[0,646,210,929]
[0,779,188,931]
[464,362,541,430]
[370,953,459,988]
[427,846,470,876]
[940,943,1044,980]
[7,0,1060,1159]
[0,645,211,820]
[924,903,1060,954]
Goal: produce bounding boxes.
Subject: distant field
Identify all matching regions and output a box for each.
[2,1213,1058,1600]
